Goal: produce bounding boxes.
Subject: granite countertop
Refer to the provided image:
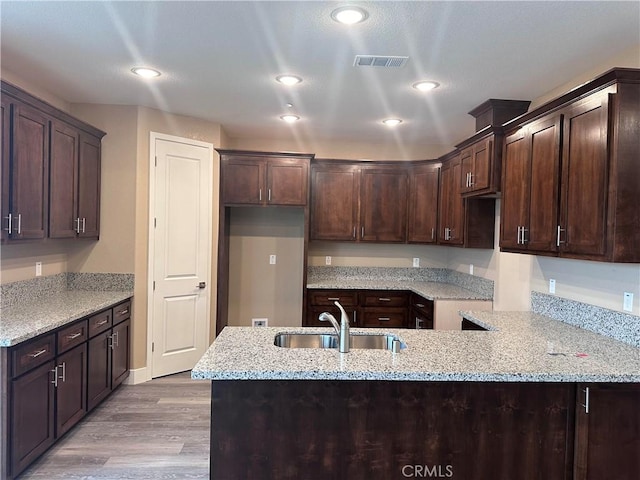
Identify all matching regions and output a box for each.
[191,311,640,383]
[0,290,133,347]
[307,279,491,301]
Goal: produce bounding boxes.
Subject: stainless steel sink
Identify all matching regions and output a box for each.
[274,333,405,351]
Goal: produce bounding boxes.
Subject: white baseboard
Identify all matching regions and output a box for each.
[124,367,151,385]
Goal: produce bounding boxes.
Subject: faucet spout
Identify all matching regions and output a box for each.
[318,301,350,353]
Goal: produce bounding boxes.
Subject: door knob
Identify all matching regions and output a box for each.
[197,282,206,289]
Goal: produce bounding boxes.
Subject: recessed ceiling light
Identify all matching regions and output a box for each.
[131,67,161,78]
[280,114,300,123]
[331,6,368,25]
[276,75,302,86]
[382,118,403,127]
[413,81,440,92]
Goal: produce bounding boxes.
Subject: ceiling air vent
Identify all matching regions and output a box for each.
[354,55,409,68]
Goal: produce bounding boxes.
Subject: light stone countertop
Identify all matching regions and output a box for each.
[0,290,133,347]
[307,279,491,301]
[191,311,640,383]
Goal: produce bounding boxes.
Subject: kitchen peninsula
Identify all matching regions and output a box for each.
[193,306,640,480]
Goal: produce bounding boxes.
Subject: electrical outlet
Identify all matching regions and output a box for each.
[412,257,420,268]
[623,292,633,312]
[549,279,556,294]
[35,262,42,277]
[269,255,276,265]
[325,256,332,265]
[469,264,474,275]
[252,318,268,327]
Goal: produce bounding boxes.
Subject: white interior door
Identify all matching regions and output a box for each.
[150,134,212,378]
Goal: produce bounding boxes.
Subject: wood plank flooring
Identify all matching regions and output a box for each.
[19,372,211,479]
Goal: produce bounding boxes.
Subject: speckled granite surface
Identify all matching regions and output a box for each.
[532,291,640,348]
[0,273,134,346]
[191,314,640,382]
[307,267,492,300]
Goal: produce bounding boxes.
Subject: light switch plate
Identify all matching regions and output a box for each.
[269,255,276,265]
[412,258,420,268]
[549,279,556,294]
[623,292,633,312]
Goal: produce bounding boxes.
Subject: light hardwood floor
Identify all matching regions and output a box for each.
[19,372,211,479]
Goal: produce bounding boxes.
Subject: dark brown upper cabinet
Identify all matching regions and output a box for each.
[1,81,105,243]
[407,163,440,244]
[310,161,408,243]
[459,135,500,196]
[219,150,312,206]
[500,68,640,262]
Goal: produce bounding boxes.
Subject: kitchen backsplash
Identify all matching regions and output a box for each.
[307,266,494,298]
[532,291,640,348]
[0,272,134,308]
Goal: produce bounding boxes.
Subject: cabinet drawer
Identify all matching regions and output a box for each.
[113,300,131,326]
[308,290,358,307]
[88,309,113,338]
[307,306,360,327]
[410,293,434,319]
[361,309,407,328]
[57,319,88,354]
[360,291,408,307]
[12,333,56,378]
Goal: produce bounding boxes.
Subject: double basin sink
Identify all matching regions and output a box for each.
[274,333,405,351]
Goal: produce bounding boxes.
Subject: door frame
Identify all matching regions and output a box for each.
[146,132,214,381]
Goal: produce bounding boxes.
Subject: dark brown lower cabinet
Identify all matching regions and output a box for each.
[10,361,55,476]
[111,319,131,389]
[574,384,640,480]
[210,381,576,480]
[55,344,87,436]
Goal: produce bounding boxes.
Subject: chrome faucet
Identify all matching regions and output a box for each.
[318,301,350,353]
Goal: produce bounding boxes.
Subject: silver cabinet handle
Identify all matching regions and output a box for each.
[352,226,356,238]
[378,317,391,321]
[327,297,340,301]
[353,310,357,325]
[521,227,528,244]
[29,348,48,358]
[16,213,21,235]
[259,189,262,201]
[582,387,590,414]
[82,217,86,233]
[67,332,82,340]
[415,317,424,328]
[95,319,109,327]
[114,331,119,348]
[378,298,391,302]
[556,225,565,247]
[58,362,66,382]
[415,303,425,308]
[5,213,12,233]
[75,217,81,234]
[517,226,521,244]
[268,189,271,202]
[118,308,129,315]
[468,172,474,187]
[431,228,435,240]
[361,226,364,238]
[51,366,59,387]
[109,332,119,349]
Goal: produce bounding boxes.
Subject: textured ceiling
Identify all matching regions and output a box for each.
[1,1,639,148]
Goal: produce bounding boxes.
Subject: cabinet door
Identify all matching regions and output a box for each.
[559,93,610,257]
[111,319,130,389]
[407,165,439,243]
[55,344,87,437]
[49,119,79,238]
[500,129,530,250]
[527,115,562,252]
[470,137,492,192]
[448,157,465,245]
[438,161,452,242]
[267,159,308,205]
[11,361,55,477]
[1,96,9,243]
[310,165,359,241]
[9,102,49,240]
[77,133,101,238]
[221,158,264,205]
[87,330,111,411]
[574,384,640,480]
[360,168,407,242]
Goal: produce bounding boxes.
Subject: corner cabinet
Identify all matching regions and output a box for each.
[219,150,311,206]
[1,81,105,243]
[500,69,640,262]
[310,161,408,243]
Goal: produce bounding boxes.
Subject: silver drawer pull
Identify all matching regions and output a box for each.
[67,332,82,340]
[378,298,391,302]
[51,366,59,387]
[378,317,391,321]
[58,362,66,382]
[415,303,425,308]
[95,319,109,327]
[118,308,129,315]
[29,348,48,358]
[327,297,340,301]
